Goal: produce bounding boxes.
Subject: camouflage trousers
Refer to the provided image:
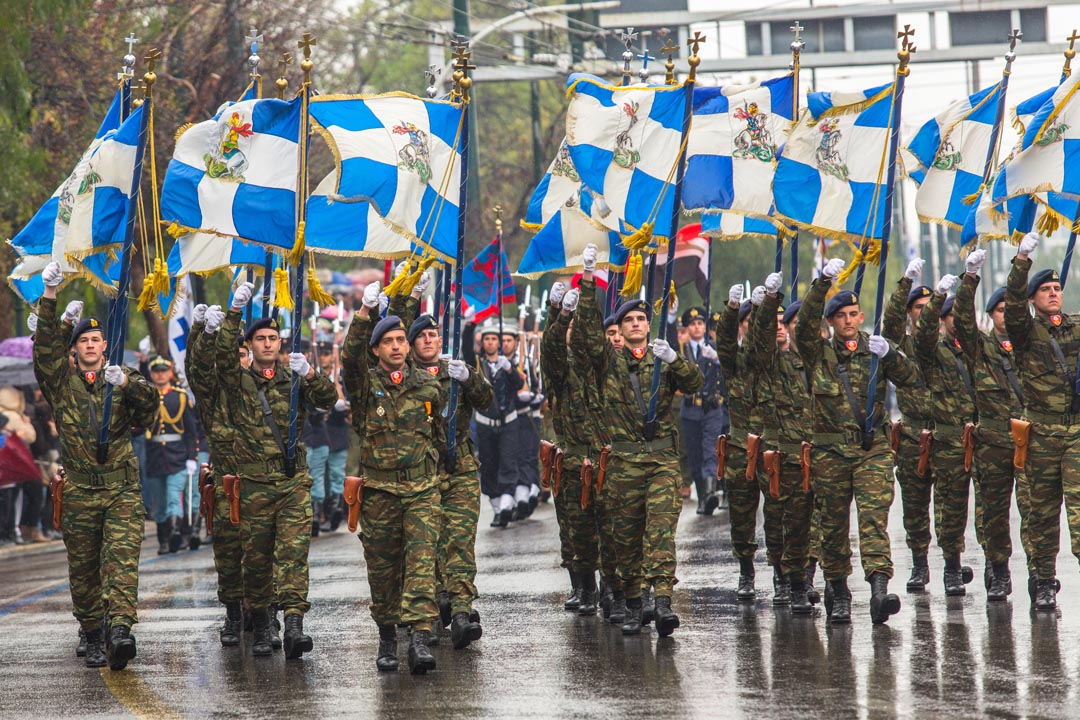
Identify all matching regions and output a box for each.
[726,442,783,563]
[605,449,681,599]
[974,435,1030,567]
[896,438,934,558]
[1022,423,1080,580]
[758,455,814,577]
[62,464,144,631]
[930,435,972,558]
[560,455,599,574]
[360,485,440,631]
[211,471,245,605]
[812,441,895,581]
[240,472,312,616]
[553,474,573,570]
[809,491,823,562]
[437,469,480,616]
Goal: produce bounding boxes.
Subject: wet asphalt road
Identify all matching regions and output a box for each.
[2,492,1079,720]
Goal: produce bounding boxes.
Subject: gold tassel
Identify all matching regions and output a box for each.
[384,259,415,297]
[1036,213,1060,236]
[166,222,187,239]
[654,280,677,317]
[136,257,171,313]
[287,221,306,267]
[620,253,643,297]
[961,190,982,206]
[621,222,654,252]
[272,266,294,311]
[307,261,335,307]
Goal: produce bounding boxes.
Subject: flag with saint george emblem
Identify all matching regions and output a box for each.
[462,237,515,323]
[304,169,416,259]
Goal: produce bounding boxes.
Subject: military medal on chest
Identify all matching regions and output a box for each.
[376,405,386,417]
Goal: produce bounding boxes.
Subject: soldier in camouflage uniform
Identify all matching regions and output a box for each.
[571,244,703,636]
[215,283,337,660]
[34,261,158,670]
[342,281,446,674]
[954,248,1031,603]
[1004,232,1080,611]
[882,260,935,592]
[796,258,921,624]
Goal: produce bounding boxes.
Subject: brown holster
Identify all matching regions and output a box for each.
[344,475,365,533]
[763,450,781,499]
[962,422,977,473]
[745,433,762,481]
[716,435,728,481]
[1011,418,1031,470]
[917,429,933,478]
[198,463,215,535]
[539,440,556,491]
[580,458,594,510]
[800,441,812,493]
[50,468,66,531]
[890,421,903,454]
[595,445,611,498]
[222,474,240,526]
[553,449,565,497]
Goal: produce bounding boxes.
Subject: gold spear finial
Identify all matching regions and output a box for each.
[660,38,679,85]
[143,48,162,99]
[686,31,705,84]
[298,32,316,85]
[494,205,503,233]
[276,52,293,99]
[897,24,916,75]
[1064,29,1079,78]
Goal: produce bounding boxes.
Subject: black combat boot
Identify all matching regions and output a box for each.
[83,629,106,668]
[76,629,87,657]
[772,565,791,606]
[609,589,626,625]
[641,586,656,626]
[156,523,169,555]
[167,516,183,553]
[824,577,851,625]
[269,605,282,650]
[450,611,483,650]
[654,596,680,637]
[907,555,929,592]
[695,476,709,515]
[563,570,581,611]
[703,477,720,516]
[470,609,481,623]
[105,624,137,671]
[806,561,821,604]
[737,557,756,601]
[1035,578,1059,611]
[578,572,598,616]
[310,500,321,537]
[621,596,643,635]
[376,624,399,671]
[323,494,343,532]
[943,555,973,596]
[987,562,1012,602]
[188,514,202,551]
[283,614,313,660]
[220,602,242,646]
[250,609,273,656]
[599,578,613,619]
[437,590,452,628]
[869,572,901,625]
[790,573,812,615]
[408,629,437,674]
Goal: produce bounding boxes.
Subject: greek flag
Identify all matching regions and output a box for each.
[903,83,1003,229]
[700,211,780,241]
[10,253,118,305]
[306,93,464,261]
[160,97,301,251]
[305,169,415,259]
[523,139,610,231]
[684,74,795,219]
[516,206,626,278]
[773,82,896,242]
[564,74,689,240]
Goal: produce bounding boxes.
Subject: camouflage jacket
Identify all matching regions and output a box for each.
[341,312,446,494]
[954,272,1024,443]
[541,309,600,451]
[216,309,337,481]
[187,320,238,467]
[33,296,158,478]
[1006,255,1080,425]
[570,276,703,450]
[796,277,921,445]
[748,291,813,454]
[883,276,931,432]
[913,291,978,430]
[716,302,759,447]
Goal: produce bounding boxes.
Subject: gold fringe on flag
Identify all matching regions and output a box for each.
[272,266,294,311]
[1036,212,1060,236]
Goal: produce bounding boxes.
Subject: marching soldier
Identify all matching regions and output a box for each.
[342,282,446,674]
[1004,233,1080,611]
[678,305,725,515]
[505,325,542,518]
[572,244,703,636]
[215,283,338,659]
[796,258,920,624]
[34,261,158,670]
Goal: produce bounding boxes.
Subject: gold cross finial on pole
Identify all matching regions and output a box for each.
[1064,29,1079,78]
[897,25,916,75]
[276,52,293,99]
[686,31,705,83]
[493,205,503,233]
[451,43,475,102]
[660,38,679,85]
[1005,28,1022,74]
[143,48,162,98]
[297,32,316,85]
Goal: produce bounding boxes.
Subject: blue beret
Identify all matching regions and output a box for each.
[782,300,802,325]
[371,315,408,347]
[70,317,105,346]
[940,295,956,318]
[906,285,933,308]
[614,299,651,324]
[603,314,618,328]
[825,290,859,318]
[1028,268,1061,297]
[985,286,1006,313]
[245,317,280,342]
[738,300,753,323]
[681,306,706,327]
[408,313,439,344]
[237,334,247,348]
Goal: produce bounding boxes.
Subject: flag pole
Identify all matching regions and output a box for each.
[862,27,915,441]
[495,206,504,338]
[243,27,264,327]
[1059,31,1080,288]
[788,22,805,301]
[262,54,293,320]
[643,33,703,440]
[603,28,640,315]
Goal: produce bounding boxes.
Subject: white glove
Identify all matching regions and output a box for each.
[582,243,597,272]
[904,258,924,281]
[204,305,225,334]
[562,288,580,312]
[519,304,529,320]
[463,305,476,322]
[378,292,389,315]
[42,261,63,288]
[438,353,453,363]
[868,335,890,358]
[26,314,37,334]
[186,459,198,476]
[1019,232,1040,257]
[650,338,677,363]
[362,282,381,309]
[516,390,533,402]
[394,260,408,279]
[764,272,783,294]
[936,274,959,295]
[549,282,566,306]
[334,398,349,412]
[104,365,127,387]
[62,301,83,324]
[415,271,432,294]
[728,284,744,305]
[668,295,679,316]
[447,359,470,381]
[965,247,987,275]
[750,286,766,307]
[493,356,512,373]
[193,303,208,324]
[231,282,254,310]
[138,335,151,356]
[699,344,718,362]
[289,352,312,377]
[822,258,845,280]
[532,393,545,405]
